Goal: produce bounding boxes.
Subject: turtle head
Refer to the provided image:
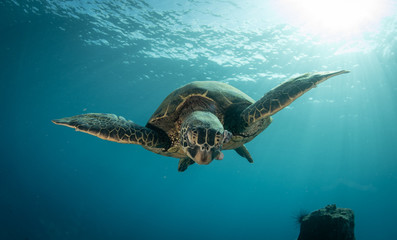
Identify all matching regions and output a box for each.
[181,111,232,165]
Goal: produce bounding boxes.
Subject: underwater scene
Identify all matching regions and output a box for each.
[1,0,397,239]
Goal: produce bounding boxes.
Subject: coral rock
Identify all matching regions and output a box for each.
[298,204,355,240]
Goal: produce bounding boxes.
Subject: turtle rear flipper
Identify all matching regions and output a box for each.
[241,70,349,125]
[52,113,170,148]
[235,145,253,163]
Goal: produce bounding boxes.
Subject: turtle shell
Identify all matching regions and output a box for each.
[145,81,255,149]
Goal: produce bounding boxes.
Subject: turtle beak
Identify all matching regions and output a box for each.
[194,150,213,165]
[186,146,220,165]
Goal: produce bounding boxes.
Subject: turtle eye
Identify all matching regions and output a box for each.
[223,130,232,144]
[188,128,198,144]
[192,128,198,135]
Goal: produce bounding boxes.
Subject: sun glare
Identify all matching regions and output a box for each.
[277,0,391,38]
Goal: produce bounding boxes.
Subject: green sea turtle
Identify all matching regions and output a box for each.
[53,70,348,172]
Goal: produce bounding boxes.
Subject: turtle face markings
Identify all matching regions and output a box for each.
[181,126,231,165]
[180,111,232,165]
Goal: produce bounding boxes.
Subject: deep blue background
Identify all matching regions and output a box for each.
[1,1,397,239]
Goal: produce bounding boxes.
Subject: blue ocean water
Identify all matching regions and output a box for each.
[1,0,397,239]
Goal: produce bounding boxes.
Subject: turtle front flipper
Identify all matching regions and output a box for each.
[178,157,195,172]
[234,145,253,163]
[52,113,170,148]
[241,70,349,125]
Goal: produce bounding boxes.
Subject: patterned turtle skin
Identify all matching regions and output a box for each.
[52,70,349,171]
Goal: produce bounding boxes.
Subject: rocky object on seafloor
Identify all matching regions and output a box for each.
[298,204,355,240]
